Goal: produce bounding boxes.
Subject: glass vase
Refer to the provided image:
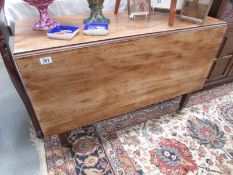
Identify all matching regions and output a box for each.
[84,0,110,24]
[23,0,59,30]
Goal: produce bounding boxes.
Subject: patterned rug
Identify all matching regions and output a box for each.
[44,83,233,175]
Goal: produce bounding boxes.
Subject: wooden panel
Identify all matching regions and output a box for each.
[219,1,233,23]
[204,2,233,88]
[14,12,225,57]
[206,25,233,82]
[218,33,233,58]
[15,26,225,136]
[227,57,233,77]
[203,76,233,90]
[208,55,233,81]
[228,63,233,77]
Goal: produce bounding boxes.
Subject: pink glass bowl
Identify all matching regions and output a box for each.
[23,0,59,30]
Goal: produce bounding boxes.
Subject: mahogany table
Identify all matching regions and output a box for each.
[14,13,226,137]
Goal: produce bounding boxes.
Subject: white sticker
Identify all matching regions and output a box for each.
[40,57,53,65]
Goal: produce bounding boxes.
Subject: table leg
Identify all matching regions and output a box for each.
[114,0,121,14]
[168,0,177,26]
[178,93,191,111]
[59,132,71,147]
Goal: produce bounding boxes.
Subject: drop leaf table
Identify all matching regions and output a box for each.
[14,13,226,137]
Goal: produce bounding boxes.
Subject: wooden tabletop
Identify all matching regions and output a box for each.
[14,12,226,58]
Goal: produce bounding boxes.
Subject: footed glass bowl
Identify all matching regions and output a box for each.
[23,0,59,30]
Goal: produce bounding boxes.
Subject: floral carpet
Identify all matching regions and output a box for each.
[44,83,233,175]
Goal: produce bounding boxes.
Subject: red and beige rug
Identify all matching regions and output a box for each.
[44,83,233,175]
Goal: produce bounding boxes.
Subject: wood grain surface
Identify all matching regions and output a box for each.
[15,17,226,136]
[14,12,225,57]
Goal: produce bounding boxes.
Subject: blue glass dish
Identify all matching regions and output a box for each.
[84,23,108,36]
[47,25,79,40]
[84,23,108,30]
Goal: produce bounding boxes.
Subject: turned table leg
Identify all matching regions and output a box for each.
[178,93,191,111]
[59,132,71,147]
[115,0,121,14]
[168,0,177,26]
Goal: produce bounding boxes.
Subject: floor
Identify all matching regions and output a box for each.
[0,55,46,175]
